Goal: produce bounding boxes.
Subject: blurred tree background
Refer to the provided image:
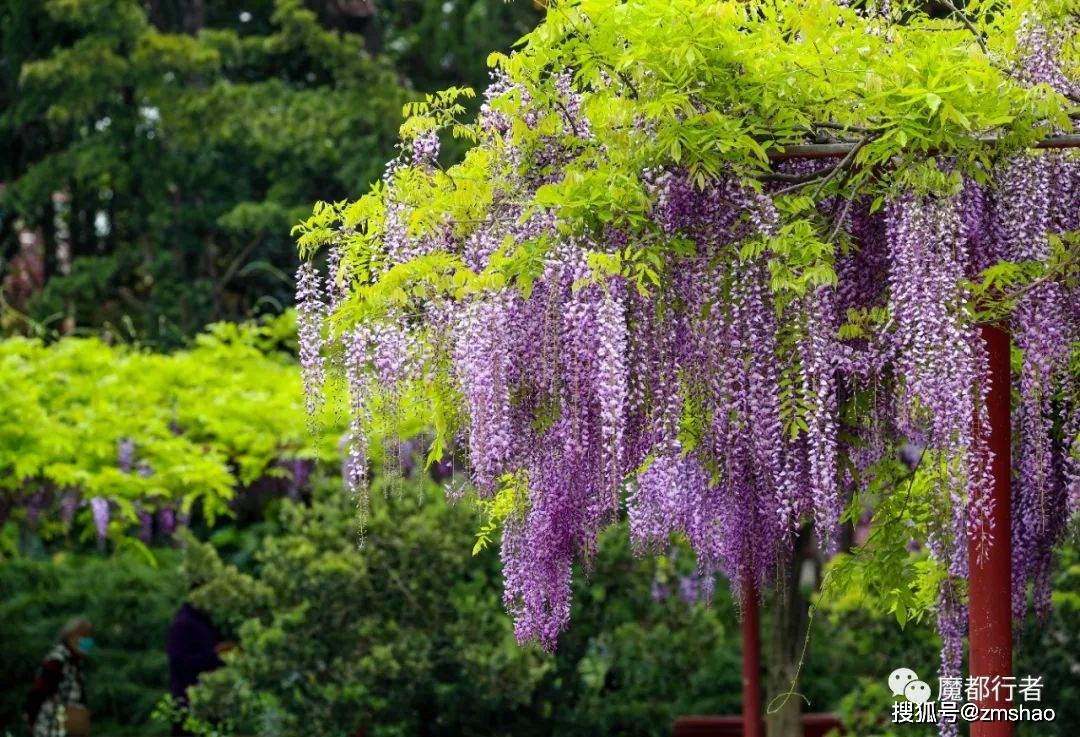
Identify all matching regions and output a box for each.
[0,0,541,345]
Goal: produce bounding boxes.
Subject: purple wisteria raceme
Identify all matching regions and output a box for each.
[1015,14,1080,98]
[343,327,372,503]
[1012,282,1071,618]
[90,496,109,542]
[595,292,628,497]
[992,155,1052,264]
[138,508,153,543]
[937,582,967,737]
[1065,407,1080,521]
[886,194,978,450]
[990,143,1077,618]
[158,505,177,536]
[411,130,440,167]
[800,288,841,549]
[886,193,987,578]
[296,262,326,417]
[325,242,347,311]
[117,438,135,472]
[453,297,516,495]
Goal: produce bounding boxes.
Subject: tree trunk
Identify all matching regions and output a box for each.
[766,528,816,737]
[180,0,205,35]
[42,196,57,281]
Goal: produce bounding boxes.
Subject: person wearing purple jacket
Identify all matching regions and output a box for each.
[165,602,235,736]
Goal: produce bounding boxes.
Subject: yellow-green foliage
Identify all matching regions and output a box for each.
[296,0,1076,303]
[0,316,341,541]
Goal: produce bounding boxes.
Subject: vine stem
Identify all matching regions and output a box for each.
[938,0,989,54]
[998,249,1080,304]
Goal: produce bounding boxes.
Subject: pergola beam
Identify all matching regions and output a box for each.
[766,132,1080,161]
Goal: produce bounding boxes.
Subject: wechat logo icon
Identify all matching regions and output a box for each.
[889,667,931,703]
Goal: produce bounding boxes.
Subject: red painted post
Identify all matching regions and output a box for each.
[967,324,1013,737]
[741,579,764,737]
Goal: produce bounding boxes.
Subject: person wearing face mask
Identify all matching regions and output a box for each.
[24,617,94,737]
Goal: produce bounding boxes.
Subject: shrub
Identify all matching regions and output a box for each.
[4,478,1072,737]
[0,314,342,551]
[184,481,551,737]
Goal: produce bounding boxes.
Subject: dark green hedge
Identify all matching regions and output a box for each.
[0,550,185,736]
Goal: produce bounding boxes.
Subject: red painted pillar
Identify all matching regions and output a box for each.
[741,579,764,737]
[967,324,1013,737]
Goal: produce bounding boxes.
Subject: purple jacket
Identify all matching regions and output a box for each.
[166,603,224,700]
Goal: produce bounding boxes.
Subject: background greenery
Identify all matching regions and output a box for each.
[1,2,1077,736]
[3,474,1076,736]
[0,0,541,346]
[0,312,344,556]
[0,549,185,735]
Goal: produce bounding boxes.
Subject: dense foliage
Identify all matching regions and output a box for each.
[1,492,1075,737]
[374,0,543,95]
[0,314,338,550]
[171,480,902,737]
[825,543,1080,736]
[180,481,551,737]
[0,0,551,345]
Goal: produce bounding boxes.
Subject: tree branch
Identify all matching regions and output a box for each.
[810,134,872,200]
[766,133,1080,161]
[810,121,877,135]
[938,0,989,55]
[826,196,855,244]
[759,168,836,185]
[770,172,833,197]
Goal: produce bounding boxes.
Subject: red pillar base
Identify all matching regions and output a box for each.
[967,324,1013,737]
[741,579,764,737]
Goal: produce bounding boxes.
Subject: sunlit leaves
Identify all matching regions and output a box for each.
[828,454,950,628]
[0,315,341,542]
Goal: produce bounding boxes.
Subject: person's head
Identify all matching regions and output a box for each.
[58,617,94,655]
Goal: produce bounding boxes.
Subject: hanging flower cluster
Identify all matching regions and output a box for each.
[295,0,1080,652]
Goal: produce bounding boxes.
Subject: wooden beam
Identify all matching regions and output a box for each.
[766,133,1080,161]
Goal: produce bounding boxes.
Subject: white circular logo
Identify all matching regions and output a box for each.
[888,667,919,697]
[904,680,932,704]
